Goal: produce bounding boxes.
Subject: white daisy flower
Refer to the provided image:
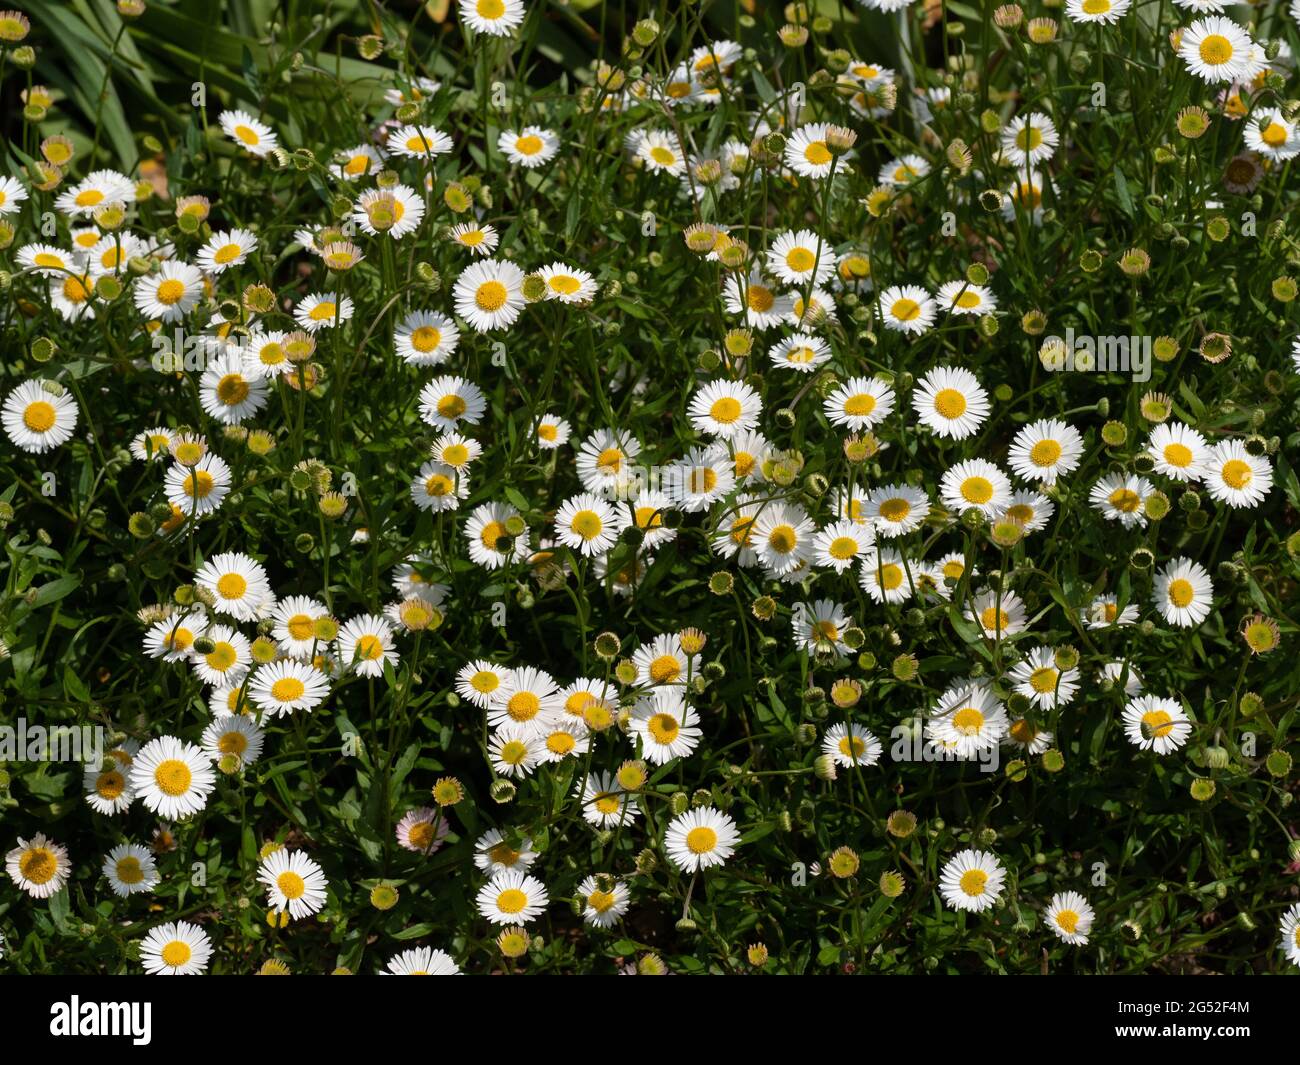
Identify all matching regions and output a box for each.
[219,109,277,155]
[752,502,816,574]
[913,366,990,439]
[575,428,641,494]
[53,168,134,215]
[813,518,875,573]
[130,736,215,819]
[332,143,386,180]
[766,228,835,286]
[671,446,735,512]
[134,261,203,322]
[386,123,453,159]
[723,270,795,329]
[936,279,998,316]
[199,352,268,425]
[248,659,331,715]
[620,490,677,551]
[630,687,702,764]
[929,682,1009,757]
[1123,695,1193,754]
[1152,556,1213,627]
[577,875,630,928]
[456,659,511,708]
[475,828,538,875]
[139,921,212,975]
[337,614,398,677]
[201,713,264,768]
[1101,659,1144,696]
[863,483,930,538]
[165,454,232,520]
[877,153,930,187]
[460,0,526,37]
[1064,0,1131,23]
[195,551,271,622]
[418,375,487,432]
[453,258,526,332]
[411,460,468,513]
[1001,112,1059,166]
[488,665,563,734]
[792,598,853,657]
[2,379,78,453]
[554,492,622,557]
[383,946,461,974]
[270,595,330,660]
[465,502,528,568]
[768,331,832,372]
[1046,891,1095,945]
[0,174,30,216]
[823,375,894,430]
[873,283,935,332]
[6,833,72,899]
[1084,594,1140,629]
[637,130,686,175]
[784,123,837,178]
[859,548,913,604]
[1279,903,1300,967]
[632,633,700,688]
[1007,418,1085,485]
[84,751,136,815]
[352,184,425,239]
[499,125,559,167]
[1089,472,1153,528]
[1202,439,1272,508]
[477,870,549,924]
[579,771,641,827]
[196,228,258,274]
[940,459,1012,518]
[822,722,882,768]
[537,261,597,303]
[103,843,159,897]
[1008,645,1081,709]
[448,221,499,256]
[969,588,1027,639]
[938,849,1006,913]
[293,292,354,332]
[258,848,329,923]
[534,412,571,450]
[1146,422,1208,481]
[189,624,251,687]
[1178,16,1254,84]
[663,806,739,872]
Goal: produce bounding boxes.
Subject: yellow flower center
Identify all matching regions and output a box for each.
[1261,122,1288,148]
[959,869,988,896]
[156,279,186,305]
[980,606,1010,631]
[160,941,192,967]
[1198,34,1233,66]
[767,524,797,553]
[271,677,306,701]
[839,736,866,758]
[277,871,306,899]
[515,134,543,155]
[960,477,994,505]
[115,856,144,884]
[1108,488,1140,513]
[356,635,384,660]
[218,730,248,756]
[710,396,742,424]
[747,285,774,313]
[686,826,718,854]
[507,691,541,721]
[843,393,876,416]
[206,641,237,671]
[952,707,985,734]
[1167,578,1194,608]
[879,497,911,523]
[216,572,247,600]
[154,759,192,796]
[471,670,500,694]
[480,520,508,550]
[308,301,337,320]
[1081,0,1111,13]
[1221,459,1252,489]
[1056,909,1080,933]
[804,141,831,166]
[879,564,904,590]
[437,394,467,419]
[547,731,576,755]
[688,466,717,494]
[411,326,441,352]
[548,274,582,295]
[23,401,56,432]
[96,770,125,798]
[1141,710,1174,738]
[933,388,967,419]
[426,473,455,497]
[19,848,56,884]
[496,888,528,913]
[216,374,249,406]
[1029,667,1059,694]
[786,247,815,273]
[1163,443,1193,468]
[649,146,676,166]
[828,536,858,560]
[649,654,682,683]
[75,189,105,207]
[647,712,680,744]
[213,243,242,265]
[571,509,604,539]
[891,298,921,322]
[588,889,616,913]
[233,124,260,145]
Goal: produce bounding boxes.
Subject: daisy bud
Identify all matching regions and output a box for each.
[1242,614,1280,654]
[1041,749,1065,773]
[1118,247,1150,277]
[1100,421,1127,447]
[1265,749,1293,778]
[780,23,809,46]
[795,799,816,825]
[127,255,152,276]
[370,883,399,910]
[979,109,1001,135]
[825,125,857,155]
[993,3,1023,27]
[1005,759,1028,782]
[891,653,919,681]
[702,661,725,682]
[829,846,860,879]
[1026,17,1057,43]
[11,45,35,69]
[1129,546,1154,570]
[717,239,750,270]
[1272,276,1297,302]
[886,810,917,838]
[490,779,516,804]
[1198,332,1232,363]
[708,571,734,595]
[879,870,907,897]
[1053,646,1079,671]
[192,636,216,656]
